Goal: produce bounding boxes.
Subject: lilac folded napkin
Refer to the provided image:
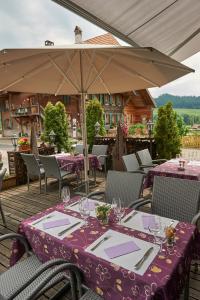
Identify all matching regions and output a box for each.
[84,201,96,211]
[43,218,70,229]
[104,241,140,259]
[142,215,156,230]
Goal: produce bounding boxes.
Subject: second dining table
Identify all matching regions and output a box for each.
[10,196,200,300]
[146,158,200,187]
[55,153,101,174]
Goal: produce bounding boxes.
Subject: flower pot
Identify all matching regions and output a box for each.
[2,176,16,190]
[18,145,30,151]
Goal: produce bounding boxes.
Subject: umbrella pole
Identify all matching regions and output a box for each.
[81,92,89,194]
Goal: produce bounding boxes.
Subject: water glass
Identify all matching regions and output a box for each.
[79,197,90,226]
[148,216,161,242]
[114,198,125,224]
[61,186,70,208]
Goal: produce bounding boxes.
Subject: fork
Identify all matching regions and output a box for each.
[91,235,111,251]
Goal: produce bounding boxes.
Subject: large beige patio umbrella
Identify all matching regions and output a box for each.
[0,44,193,192]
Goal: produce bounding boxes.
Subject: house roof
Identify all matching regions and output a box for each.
[84,33,120,45]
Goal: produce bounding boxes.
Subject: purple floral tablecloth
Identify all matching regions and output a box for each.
[11,197,200,300]
[146,161,200,187]
[56,154,101,174]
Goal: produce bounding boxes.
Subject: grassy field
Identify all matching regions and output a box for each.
[154,108,200,116]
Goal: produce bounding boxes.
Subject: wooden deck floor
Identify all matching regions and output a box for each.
[0,177,200,300]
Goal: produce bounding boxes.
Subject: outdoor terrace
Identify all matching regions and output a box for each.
[0,175,200,300]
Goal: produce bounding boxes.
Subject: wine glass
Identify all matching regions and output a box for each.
[61,186,70,208]
[114,198,125,224]
[79,197,90,226]
[148,216,161,243]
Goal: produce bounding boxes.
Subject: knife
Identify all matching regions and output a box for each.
[58,221,81,236]
[69,201,79,207]
[123,211,138,223]
[134,247,154,270]
[32,215,53,225]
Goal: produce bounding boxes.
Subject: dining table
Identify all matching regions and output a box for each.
[10,196,200,300]
[55,153,101,175]
[146,158,200,187]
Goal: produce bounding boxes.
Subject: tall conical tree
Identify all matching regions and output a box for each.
[86,98,106,150]
[154,102,181,159]
[43,101,69,152]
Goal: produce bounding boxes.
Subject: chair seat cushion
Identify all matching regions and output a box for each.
[61,170,72,178]
[0,255,66,300]
[80,289,103,300]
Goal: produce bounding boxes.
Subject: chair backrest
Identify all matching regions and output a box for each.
[105,170,144,207]
[74,144,83,154]
[92,145,108,166]
[152,176,200,223]
[0,168,7,191]
[137,149,152,166]
[39,155,61,179]
[21,154,40,177]
[122,153,140,172]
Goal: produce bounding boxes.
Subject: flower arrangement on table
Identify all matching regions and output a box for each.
[165,226,176,246]
[96,204,111,224]
[18,137,30,151]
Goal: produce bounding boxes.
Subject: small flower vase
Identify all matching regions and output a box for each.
[96,205,111,225]
[165,226,176,247]
[96,211,109,225]
[167,236,175,247]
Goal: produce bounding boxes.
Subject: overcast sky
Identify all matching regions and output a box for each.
[0,0,199,98]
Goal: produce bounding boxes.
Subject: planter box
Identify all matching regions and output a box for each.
[2,176,17,190]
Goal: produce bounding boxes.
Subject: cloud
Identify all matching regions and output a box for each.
[0,0,105,48]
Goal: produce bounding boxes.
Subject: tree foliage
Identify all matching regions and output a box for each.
[174,112,189,136]
[43,101,69,152]
[86,99,106,150]
[156,94,200,108]
[154,102,181,159]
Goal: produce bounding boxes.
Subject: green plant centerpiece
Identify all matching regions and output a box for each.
[96,204,111,225]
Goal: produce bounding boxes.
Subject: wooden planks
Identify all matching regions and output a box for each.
[0,177,200,300]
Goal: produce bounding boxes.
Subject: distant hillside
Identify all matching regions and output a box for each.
[155,94,200,109]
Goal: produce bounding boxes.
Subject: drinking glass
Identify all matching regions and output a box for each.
[148,216,161,243]
[79,197,90,226]
[61,186,70,208]
[114,198,125,224]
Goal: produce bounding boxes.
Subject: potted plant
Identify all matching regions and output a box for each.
[18,137,30,151]
[96,204,111,225]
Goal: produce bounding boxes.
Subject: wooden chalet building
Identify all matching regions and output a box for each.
[0,29,155,137]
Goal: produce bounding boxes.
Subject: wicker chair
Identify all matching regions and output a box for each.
[39,155,78,198]
[87,170,145,207]
[21,154,45,193]
[92,144,108,174]
[0,168,7,227]
[136,149,167,169]
[75,144,89,155]
[122,153,150,174]
[131,176,200,224]
[0,233,103,300]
